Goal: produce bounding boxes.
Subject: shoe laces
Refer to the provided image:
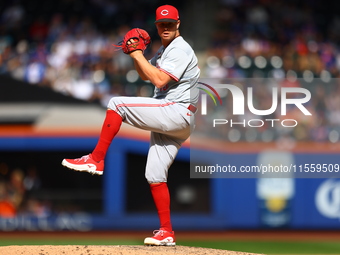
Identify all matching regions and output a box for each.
[153,229,165,237]
[75,155,90,163]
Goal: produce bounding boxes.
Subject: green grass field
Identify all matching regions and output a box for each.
[180,240,340,254]
[0,238,339,254]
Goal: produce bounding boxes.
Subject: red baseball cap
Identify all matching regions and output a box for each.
[155,5,179,23]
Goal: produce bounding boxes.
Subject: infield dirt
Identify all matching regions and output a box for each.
[0,245,264,255]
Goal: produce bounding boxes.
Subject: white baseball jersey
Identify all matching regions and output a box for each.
[108,35,199,183]
[150,36,200,104]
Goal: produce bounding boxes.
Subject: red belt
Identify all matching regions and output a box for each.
[187,104,197,113]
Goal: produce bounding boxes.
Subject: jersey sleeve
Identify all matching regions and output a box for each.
[149,56,156,66]
[158,48,190,82]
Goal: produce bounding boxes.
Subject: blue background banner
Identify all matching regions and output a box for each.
[1,136,339,230]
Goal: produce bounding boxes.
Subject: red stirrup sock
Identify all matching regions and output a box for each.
[150,182,172,232]
[91,110,123,162]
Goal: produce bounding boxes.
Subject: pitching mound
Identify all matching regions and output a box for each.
[0,245,263,255]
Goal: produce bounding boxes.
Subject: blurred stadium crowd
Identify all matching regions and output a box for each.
[0,164,47,218]
[1,0,340,218]
[197,0,340,144]
[0,0,339,144]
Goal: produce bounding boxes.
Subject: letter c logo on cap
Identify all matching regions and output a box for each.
[161,9,169,16]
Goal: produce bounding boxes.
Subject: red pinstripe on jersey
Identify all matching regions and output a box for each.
[159,68,179,81]
[113,101,177,113]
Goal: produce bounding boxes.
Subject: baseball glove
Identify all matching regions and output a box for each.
[115,28,151,54]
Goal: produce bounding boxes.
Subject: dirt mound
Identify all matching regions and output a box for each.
[0,245,264,255]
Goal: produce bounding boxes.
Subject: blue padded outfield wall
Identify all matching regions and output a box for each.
[0,136,340,231]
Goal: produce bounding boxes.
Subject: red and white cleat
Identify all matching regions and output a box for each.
[62,154,104,175]
[144,229,176,246]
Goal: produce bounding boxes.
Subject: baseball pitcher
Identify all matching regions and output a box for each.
[62,5,200,246]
